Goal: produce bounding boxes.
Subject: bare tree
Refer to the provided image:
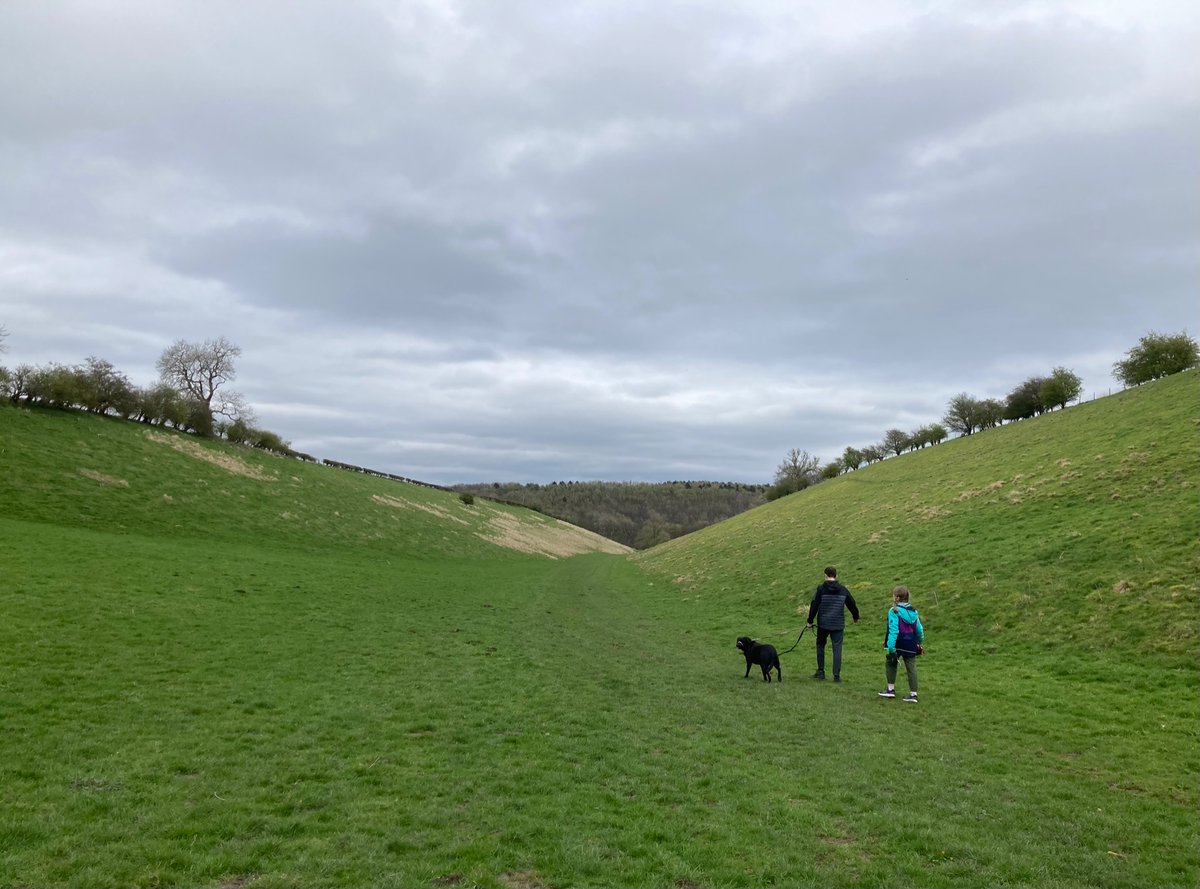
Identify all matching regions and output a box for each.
[155,337,243,433]
[767,448,823,500]
[775,448,822,486]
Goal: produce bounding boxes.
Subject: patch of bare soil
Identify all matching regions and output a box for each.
[145,431,276,481]
[78,469,128,487]
[478,510,631,558]
[499,871,544,889]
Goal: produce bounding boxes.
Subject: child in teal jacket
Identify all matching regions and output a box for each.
[879,585,924,703]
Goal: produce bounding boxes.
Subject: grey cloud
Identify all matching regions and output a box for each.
[158,215,525,329]
[2,1,1196,484]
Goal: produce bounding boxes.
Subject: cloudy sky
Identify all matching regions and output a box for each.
[2,1,1196,484]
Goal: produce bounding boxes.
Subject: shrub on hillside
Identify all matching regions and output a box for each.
[1040,366,1082,410]
[1113,331,1199,386]
[249,428,290,454]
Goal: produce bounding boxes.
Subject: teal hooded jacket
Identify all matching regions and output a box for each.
[885,603,924,655]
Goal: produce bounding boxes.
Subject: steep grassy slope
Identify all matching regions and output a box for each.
[637,369,1199,663]
[0,406,629,560]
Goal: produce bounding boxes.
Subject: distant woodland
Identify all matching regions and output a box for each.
[451,481,768,549]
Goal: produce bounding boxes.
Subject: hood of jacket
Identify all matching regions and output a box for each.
[894,603,919,623]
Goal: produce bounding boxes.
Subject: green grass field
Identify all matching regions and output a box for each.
[1,372,1197,888]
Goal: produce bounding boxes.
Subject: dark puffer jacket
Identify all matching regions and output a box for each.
[807,580,860,630]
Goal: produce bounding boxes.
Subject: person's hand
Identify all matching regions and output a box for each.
[887,647,895,656]
[853,618,859,624]
[806,622,814,628]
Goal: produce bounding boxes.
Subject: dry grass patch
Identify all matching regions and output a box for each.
[145,431,276,481]
[79,468,128,487]
[371,493,469,525]
[478,511,630,558]
[955,480,1005,501]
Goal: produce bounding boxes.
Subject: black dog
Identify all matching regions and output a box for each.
[737,636,781,682]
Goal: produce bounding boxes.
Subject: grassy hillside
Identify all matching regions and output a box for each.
[0,406,629,561]
[1,377,1197,888]
[637,369,1199,663]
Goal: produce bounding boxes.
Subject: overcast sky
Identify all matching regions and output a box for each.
[2,1,1196,484]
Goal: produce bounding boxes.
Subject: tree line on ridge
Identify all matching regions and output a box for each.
[766,331,1198,501]
[1,325,1195,548]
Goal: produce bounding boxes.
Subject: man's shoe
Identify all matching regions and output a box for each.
[811,671,825,680]
[902,693,918,704]
[833,675,842,683]
[878,689,896,698]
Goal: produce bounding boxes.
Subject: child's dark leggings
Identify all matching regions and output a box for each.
[885,652,918,692]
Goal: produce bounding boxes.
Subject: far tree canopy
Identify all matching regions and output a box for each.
[1040,366,1082,410]
[1113,331,1199,386]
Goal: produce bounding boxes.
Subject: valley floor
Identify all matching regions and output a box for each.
[1,518,1196,888]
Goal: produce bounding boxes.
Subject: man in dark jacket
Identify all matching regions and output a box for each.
[806,566,860,682]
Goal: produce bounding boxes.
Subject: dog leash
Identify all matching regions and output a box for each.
[777,624,811,655]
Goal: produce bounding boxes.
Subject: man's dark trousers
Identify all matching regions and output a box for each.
[816,628,845,677]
